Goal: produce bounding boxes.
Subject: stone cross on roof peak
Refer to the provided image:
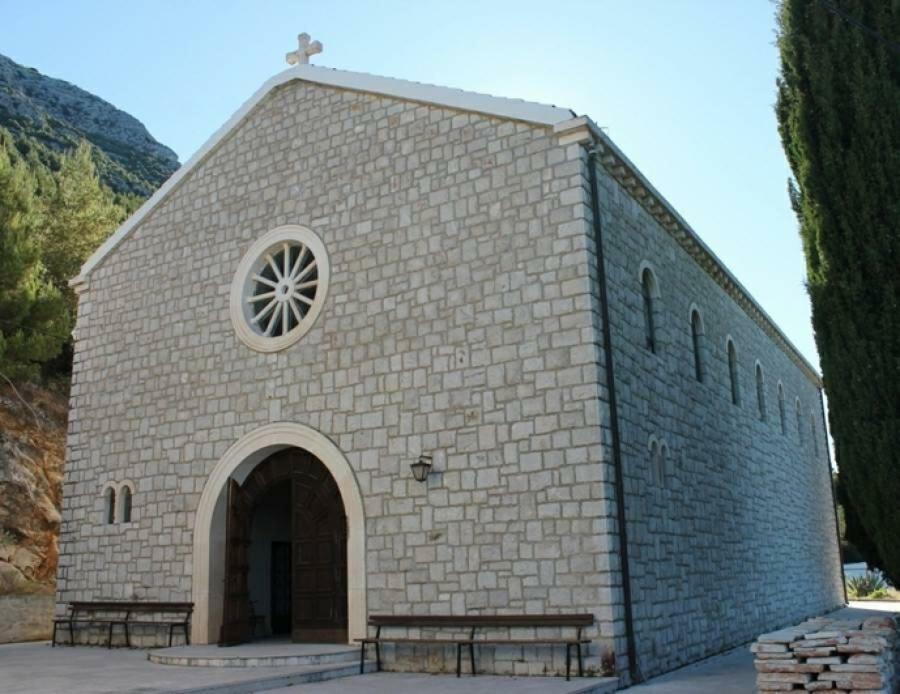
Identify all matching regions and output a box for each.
[286,33,323,66]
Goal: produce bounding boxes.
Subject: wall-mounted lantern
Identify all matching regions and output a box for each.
[410,454,433,483]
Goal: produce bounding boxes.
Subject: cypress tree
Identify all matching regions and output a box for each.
[776,1,900,583]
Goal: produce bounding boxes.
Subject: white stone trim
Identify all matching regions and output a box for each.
[70,65,573,287]
[229,225,330,353]
[191,422,367,645]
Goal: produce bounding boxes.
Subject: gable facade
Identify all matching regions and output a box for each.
[60,76,624,674]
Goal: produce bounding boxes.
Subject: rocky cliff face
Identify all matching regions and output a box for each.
[0,384,66,596]
[0,53,179,196]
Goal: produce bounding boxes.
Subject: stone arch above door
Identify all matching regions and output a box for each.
[191,422,366,644]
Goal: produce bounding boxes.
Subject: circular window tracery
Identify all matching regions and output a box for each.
[230,225,329,352]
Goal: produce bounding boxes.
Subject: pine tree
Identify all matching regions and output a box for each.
[41,141,124,304]
[0,135,70,382]
[776,1,900,583]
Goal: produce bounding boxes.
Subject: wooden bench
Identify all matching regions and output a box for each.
[52,601,193,648]
[356,614,593,680]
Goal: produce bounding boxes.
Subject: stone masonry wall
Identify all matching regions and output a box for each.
[0,594,54,643]
[592,159,845,679]
[58,81,623,674]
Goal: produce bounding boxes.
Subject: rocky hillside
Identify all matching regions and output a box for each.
[0,52,179,196]
[0,384,67,596]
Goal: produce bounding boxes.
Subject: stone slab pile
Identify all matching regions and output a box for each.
[752,615,899,693]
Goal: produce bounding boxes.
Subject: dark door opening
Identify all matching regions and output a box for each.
[270,541,292,635]
[220,448,348,646]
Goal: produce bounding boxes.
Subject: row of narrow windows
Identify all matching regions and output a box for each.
[103,484,133,524]
[640,266,820,456]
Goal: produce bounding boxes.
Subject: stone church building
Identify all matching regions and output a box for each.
[58,52,844,682]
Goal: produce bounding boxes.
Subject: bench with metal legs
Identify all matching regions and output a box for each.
[356,613,593,681]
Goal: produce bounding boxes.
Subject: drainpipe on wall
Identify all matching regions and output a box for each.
[819,387,848,604]
[586,145,640,684]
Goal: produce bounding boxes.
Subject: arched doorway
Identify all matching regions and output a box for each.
[192,423,366,646]
[220,448,348,645]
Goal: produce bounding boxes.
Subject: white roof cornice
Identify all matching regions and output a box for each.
[70,66,574,286]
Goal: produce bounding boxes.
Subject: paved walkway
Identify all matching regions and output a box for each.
[0,640,615,694]
[0,641,359,694]
[278,672,617,693]
[1,602,895,693]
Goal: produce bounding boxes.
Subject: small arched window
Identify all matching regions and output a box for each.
[120,486,133,523]
[104,487,116,525]
[726,338,740,405]
[755,363,766,421]
[641,268,657,353]
[796,399,804,443]
[777,382,786,434]
[690,308,704,382]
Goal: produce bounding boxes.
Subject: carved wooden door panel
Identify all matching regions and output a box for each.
[292,460,348,643]
[219,478,252,646]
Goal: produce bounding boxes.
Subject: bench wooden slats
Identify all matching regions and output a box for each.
[367,614,593,628]
[52,601,193,648]
[358,613,594,680]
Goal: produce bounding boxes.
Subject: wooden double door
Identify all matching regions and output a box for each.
[219,448,348,645]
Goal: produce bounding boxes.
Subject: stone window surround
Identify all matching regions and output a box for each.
[647,435,670,487]
[229,224,330,353]
[99,479,136,526]
[638,260,661,355]
[688,303,706,383]
[725,335,741,406]
[755,360,767,422]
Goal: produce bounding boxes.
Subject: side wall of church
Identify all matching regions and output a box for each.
[57,82,625,673]
[591,159,845,678]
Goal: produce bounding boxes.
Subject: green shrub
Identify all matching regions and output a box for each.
[847,572,886,598]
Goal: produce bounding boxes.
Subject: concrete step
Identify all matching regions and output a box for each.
[170,660,376,693]
[149,643,359,667]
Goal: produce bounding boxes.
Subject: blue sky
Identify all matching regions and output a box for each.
[0,1,817,368]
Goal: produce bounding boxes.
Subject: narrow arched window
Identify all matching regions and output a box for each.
[641,268,657,353]
[755,363,766,421]
[105,487,116,525]
[777,382,786,434]
[690,309,704,382]
[121,486,133,523]
[796,399,803,443]
[727,339,740,405]
[649,439,661,485]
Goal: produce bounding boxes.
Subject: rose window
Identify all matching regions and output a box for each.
[247,241,318,337]
[230,225,330,352]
